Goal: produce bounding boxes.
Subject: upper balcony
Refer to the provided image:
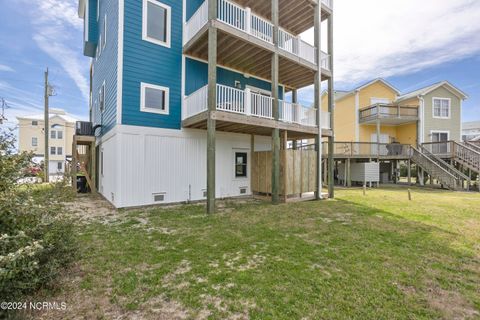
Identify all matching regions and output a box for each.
[359,104,419,125]
[184,0,332,89]
[183,84,332,139]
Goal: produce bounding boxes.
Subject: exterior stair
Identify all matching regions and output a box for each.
[411,146,469,190]
[453,142,480,174]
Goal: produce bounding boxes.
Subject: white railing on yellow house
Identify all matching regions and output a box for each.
[184,0,331,70]
[184,84,331,129]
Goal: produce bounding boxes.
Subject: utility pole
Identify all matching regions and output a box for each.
[0,98,7,124]
[44,68,50,183]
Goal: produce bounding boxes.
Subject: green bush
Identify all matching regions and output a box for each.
[0,129,77,302]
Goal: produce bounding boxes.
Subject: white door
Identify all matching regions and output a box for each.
[371,134,389,155]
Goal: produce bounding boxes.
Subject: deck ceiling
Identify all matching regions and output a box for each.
[233,0,329,35]
[185,30,316,90]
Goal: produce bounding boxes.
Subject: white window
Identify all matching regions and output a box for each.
[32,137,38,147]
[57,162,63,170]
[99,82,106,112]
[57,147,63,155]
[140,82,169,115]
[57,131,63,139]
[50,147,56,155]
[142,0,171,48]
[102,15,107,50]
[433,98,450,119]
[51,130,56,139]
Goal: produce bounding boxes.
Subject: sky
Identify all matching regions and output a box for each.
[0,0,479,131]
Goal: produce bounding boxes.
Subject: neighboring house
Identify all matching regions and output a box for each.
[322,79,468,146]
[462,121,480,141]
[17,109,78,175]
[78,0,334,208]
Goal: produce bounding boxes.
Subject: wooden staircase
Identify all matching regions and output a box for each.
[415,145,470,190]
[452,142,480,174]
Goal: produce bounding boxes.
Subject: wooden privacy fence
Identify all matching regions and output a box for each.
[251,150,317,200]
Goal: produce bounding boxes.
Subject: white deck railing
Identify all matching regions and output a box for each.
[184,85,208,118]
[321,0,333,9]
[321,52,330,70]
[184,84,332,129]
[184,0,208,44]
[185,0,325,67]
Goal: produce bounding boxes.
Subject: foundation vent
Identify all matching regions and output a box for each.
[153,193,166,202]
[239,187,247,195]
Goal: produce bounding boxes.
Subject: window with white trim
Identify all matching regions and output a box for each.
[50,147,56,155]
[99,82,105,113]
[57,130,63,139]
[235,152,248,178]
[32,137,38,147]
[57,147,63,155]
[433,98,450,118]
[51,130,56,139]
[142,0,171,48]
[57,162,63,170]
[140,82,169,115]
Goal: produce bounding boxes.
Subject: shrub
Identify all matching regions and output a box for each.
[0,129,77,302]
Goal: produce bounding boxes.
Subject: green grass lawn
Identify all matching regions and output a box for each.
[49,187,480,319]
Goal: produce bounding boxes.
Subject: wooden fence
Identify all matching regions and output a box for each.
[251,150,317,199]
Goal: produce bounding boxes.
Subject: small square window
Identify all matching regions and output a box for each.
[143,0,171,47]
[140,83,169,115]
[32,121,38,126]
[235,152,248,178]
[32,137,38,147]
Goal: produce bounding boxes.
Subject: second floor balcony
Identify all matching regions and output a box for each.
[183,84,332,138]
[359,104,419,125]
[184,0,332,88]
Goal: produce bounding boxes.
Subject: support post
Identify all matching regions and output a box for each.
[376,119,381,157]
[44,68,50,183]
[207,0,217,214]
[327,14,335,199]
[292,89,298,150]
[407,159,411,185]
[314,1,323,200]
[71,138,77,192]
[347,158,352,187]
[90,141,97,193]
[271,0,280,205]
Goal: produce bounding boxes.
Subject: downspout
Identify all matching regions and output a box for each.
[355,90,360,142]
[418,95,425,145]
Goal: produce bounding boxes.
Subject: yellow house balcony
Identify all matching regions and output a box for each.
[183,84,332,139]
[359,104,419,125]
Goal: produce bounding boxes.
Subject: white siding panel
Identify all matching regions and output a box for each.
[103,125,271,208]
[99,134,118,206]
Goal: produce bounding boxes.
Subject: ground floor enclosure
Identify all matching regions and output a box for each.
[96,125,278,208]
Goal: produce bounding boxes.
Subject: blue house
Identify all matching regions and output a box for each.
[78,0,334,209]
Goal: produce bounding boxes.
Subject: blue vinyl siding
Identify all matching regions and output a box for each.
[84,0,98,56]
[122,0,183,130]
[186,0,205,20]
[91,0,118,136]
[185,58,284,99]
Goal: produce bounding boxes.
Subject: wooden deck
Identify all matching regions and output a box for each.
[183,110,332,139]
[184,23,331,90]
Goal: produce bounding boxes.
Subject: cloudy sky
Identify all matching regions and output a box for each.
[0,0,479,129]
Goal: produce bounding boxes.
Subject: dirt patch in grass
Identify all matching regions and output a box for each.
[426,284,480,320]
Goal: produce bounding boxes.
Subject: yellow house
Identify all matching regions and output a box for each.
[17,109,78,175]
[322,79,467,146]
